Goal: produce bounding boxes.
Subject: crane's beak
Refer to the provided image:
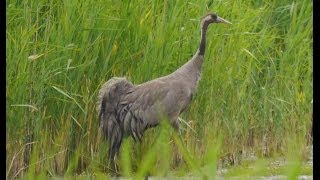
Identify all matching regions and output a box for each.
[216,16,232,25]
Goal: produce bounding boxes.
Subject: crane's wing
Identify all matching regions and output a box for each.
[116,79,169,140]
[118,77,192,140]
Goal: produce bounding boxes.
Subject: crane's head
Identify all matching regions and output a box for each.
[201,13,232,25]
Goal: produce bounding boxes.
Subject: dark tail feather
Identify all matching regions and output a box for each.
[108,124,123,162]
[97,77,133,162]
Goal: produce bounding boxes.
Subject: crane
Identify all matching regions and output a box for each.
[97,13,231,163]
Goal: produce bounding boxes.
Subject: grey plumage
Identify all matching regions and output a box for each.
[97,13,231,162]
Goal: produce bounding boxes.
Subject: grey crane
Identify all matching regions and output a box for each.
[97,13,231,163]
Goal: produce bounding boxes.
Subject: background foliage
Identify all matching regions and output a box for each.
[6,0,312,178]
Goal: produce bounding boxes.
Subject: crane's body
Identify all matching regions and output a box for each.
[123,52,202,130]
[97,13,231,162]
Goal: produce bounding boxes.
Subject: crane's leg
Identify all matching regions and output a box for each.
[171,118,203,174]
[171,119,180,134]
[170,118,183,166]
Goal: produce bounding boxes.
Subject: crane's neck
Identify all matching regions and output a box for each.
[189,21,211,71]
[170,20,212,89]
[197,21,210,56]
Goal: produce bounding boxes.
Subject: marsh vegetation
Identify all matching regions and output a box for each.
[6,0,312,178]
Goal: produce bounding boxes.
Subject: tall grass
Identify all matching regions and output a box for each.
[6,0,312,178]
